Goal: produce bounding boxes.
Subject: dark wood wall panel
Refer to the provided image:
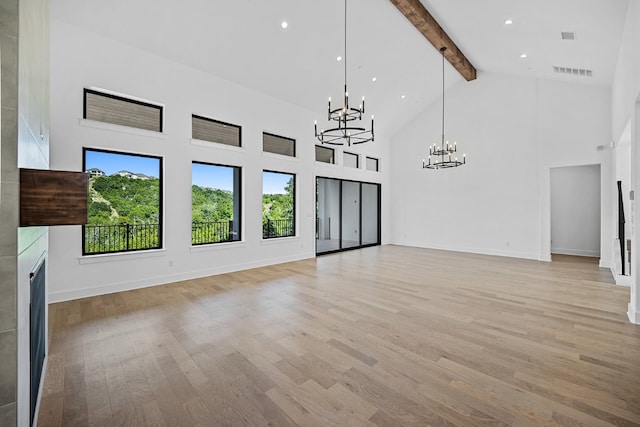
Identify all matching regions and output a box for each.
[20,169,88,226]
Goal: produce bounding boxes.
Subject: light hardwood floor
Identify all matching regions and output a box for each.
[38,246,640,426]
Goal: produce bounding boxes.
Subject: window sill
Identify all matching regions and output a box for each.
[261,236,299,244]
[190,241,246,252]
[190,138,245,153]
[78,249,166,264]
[262,151,298,161]
[79,119,167,139]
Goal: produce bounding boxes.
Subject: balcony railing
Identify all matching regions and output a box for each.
[85,219,289,254]
[83,223,160,255]
[263,218,294,239]
[192,221,236,245]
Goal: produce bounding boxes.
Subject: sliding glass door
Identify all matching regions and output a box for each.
[316,177,380,255]
[361,183,379,246]
[341,181,361,249]
[316,178,341,253]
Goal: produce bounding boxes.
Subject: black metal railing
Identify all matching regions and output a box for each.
[84,223,160,254]
[192,221,235,245]
[263,218,294,239]
[617,181,626,275]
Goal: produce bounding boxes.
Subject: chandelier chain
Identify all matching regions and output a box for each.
[344,0,347,89]
[441,45,445,148]
[314,0,375,146]
[423,46,466,169]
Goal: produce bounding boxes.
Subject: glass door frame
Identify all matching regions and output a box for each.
[315,176,381,255]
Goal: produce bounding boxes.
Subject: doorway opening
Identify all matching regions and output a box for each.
[550,164,601,262]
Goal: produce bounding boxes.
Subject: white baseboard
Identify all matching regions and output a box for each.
[551,248,600,258]
[611,271,632,287]
[599,258,612,269]
[49,252,314,303]
[628,303,639,325]
[391,240,541,261]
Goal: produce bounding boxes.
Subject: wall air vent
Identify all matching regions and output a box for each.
[553,66,593,77]
[561,31,576,40]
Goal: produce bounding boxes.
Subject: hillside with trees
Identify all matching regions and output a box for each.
[262,177,294,221]
[88,175,160,225]
[88,174,294,225]
[191,185,234,223]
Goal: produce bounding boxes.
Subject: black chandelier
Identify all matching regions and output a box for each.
[423,47,466,169]
[314,0,374,146]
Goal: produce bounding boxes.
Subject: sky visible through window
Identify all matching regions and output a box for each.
[85,150,159,178]
[191,167,291,194]
[86,151,289,195]
[192,163,234,191]
[263,171,291,195]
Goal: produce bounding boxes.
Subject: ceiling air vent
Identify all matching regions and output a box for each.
[553,66,593,77]
[561,31,576,40]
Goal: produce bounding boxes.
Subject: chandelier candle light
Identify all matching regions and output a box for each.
[423,47,466,169]
[314,0,374,146]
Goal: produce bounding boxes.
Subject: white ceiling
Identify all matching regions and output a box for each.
[51,0,629,138]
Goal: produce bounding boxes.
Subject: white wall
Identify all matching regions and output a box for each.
[612,2,640,141]
[550,165,601,257]
[390,72,612,264]
[611,1,640,323]
[538,80,613,266]
[48,20,390,302]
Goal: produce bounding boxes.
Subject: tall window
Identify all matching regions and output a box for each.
[192,162,241,244]
[262,171,295,238]
[83,148,162,255]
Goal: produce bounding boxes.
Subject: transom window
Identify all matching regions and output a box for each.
[263,132,296,157]
[315,145,335,164]
[366,156,379,172]
[343,151,359,168]
[192,115,242,147]
[83,89,163,132]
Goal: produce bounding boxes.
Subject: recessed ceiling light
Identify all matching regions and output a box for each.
[504,19,513,25]
[337,56,343,62]
[520,53,527,59]
[401,95,406,99]
[280,21,288,29]
[372,77,377,82]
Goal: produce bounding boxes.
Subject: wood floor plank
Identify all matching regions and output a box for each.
[38,246,640,426]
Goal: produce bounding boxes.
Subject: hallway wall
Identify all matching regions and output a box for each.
[390,73,612,264]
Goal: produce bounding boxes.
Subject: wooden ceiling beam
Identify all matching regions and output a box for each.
[389,0,477,81]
